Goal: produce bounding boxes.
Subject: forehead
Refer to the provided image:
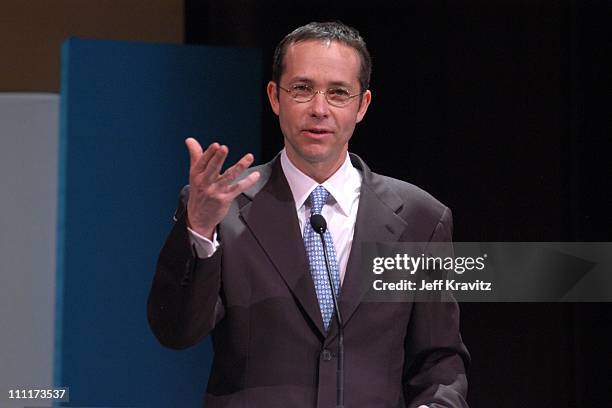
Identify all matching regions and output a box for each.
[281,40,361,86]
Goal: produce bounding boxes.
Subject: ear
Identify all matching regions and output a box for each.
[356,89,372,123]
[267,81,280,116]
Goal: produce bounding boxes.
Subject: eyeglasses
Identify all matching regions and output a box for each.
[278,84,364,107]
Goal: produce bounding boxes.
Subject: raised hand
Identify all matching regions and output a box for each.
[185,138,260,239]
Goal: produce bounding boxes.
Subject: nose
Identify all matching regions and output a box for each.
[308,90,330,118]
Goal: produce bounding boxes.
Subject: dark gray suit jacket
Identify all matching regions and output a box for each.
[148,153,469,407]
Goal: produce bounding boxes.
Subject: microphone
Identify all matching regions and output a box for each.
[310,214,345,408]
[310,213,327,234]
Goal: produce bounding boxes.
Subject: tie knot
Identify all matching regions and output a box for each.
[308,185,330,215]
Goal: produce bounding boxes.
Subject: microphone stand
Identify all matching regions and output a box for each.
[311,215,345,408]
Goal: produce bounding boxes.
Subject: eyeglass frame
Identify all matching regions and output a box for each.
[277,83,365,107]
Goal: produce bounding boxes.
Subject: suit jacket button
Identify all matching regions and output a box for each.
[321,349,332,361]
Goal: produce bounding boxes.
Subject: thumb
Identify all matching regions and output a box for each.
[185,137,203,168]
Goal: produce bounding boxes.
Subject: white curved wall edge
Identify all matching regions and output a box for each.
[0,93,58,407]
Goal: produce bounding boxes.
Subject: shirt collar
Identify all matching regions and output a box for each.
[280,149,360,216]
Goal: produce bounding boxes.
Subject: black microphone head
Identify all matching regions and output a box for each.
[310,214,327,234]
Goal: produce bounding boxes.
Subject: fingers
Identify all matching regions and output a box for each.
[226,170,260,197]
[219,153,255,186]
[195,142,219,173]
[200,144,229,182]
[187,139,257,190]
[190,140,221,174]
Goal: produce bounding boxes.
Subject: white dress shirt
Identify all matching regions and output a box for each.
[188,149,362,286]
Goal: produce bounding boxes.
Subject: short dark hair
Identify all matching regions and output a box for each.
[272,21,372,92]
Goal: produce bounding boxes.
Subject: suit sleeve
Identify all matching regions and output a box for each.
[402,207,470,408]
[147,186,226,349]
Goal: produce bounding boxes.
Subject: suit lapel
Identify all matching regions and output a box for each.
[239,157,327,337]
[325,154,408,344]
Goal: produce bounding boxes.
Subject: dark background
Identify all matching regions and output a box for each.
[184,1,612,406]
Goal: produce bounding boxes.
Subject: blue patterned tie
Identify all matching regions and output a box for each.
[303,185,341,332]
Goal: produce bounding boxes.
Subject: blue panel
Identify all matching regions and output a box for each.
[56,38,262,407]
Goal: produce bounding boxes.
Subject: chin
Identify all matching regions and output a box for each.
[285,136,346,166]
[297,146,333,163]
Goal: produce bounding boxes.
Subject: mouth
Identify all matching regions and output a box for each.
[302,128,333,138]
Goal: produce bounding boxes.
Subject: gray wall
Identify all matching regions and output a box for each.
[0,93,58,407]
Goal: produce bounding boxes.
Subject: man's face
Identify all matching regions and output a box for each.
[267,40,371,173]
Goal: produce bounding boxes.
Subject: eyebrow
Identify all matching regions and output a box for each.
[288,76,354,88]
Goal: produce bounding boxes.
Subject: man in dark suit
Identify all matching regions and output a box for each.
[148,22,469,407]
